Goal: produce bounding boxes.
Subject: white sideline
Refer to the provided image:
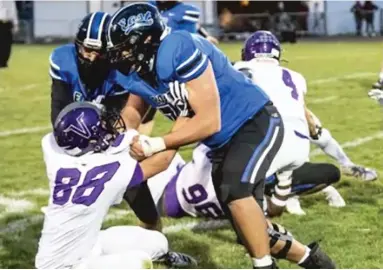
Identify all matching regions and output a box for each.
[0,196,35,214]
[310,131,383,157]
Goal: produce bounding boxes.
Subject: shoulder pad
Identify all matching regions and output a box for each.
[49,44,77,83]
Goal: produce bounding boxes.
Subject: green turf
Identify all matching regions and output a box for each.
[0,42,383,268]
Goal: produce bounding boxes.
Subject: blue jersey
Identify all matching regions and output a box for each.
[128,31,270,148]
[149,1,200,33]
[49,44,132,102]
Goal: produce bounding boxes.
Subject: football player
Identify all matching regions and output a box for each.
[35,102,196,269]
[232,30,349,214]
[107,3,284,268]
[139,0,219,136]
[149,0,218,44]
[147,145,336,269]
[49,12,132,127]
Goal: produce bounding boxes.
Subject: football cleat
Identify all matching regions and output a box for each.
[342,165,378,181]
[372,80,383,89]
[162,251,198,268]
[299,242,336,269]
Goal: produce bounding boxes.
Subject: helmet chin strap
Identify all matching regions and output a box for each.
[251,58,280,65]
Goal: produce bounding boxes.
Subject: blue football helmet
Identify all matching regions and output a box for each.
[242,31,281,62]
[75,12,111,90]
[107,2,165,75]
[53,102,125,156]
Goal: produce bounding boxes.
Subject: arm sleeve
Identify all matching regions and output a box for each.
[123,182,159,225]
[157,32,209,84]
[51,79,72,125]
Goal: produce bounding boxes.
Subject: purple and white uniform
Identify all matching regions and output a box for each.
[36,130,147,268]
[148,144,224,219]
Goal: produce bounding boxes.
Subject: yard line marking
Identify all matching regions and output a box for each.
[0,125,51,137]
[309,96,338,104]
[0,196,35,214]
[310,131,383,157]
[309,72,375,85]
[9,188,50,197]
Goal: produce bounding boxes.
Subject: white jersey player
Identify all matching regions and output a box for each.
[35,102,196,269]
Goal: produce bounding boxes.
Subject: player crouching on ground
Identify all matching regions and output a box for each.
[35,102,196,269]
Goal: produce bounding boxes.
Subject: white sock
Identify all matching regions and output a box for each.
[313,128,353,167]
[252,255,273,268]
[298,246,311,265]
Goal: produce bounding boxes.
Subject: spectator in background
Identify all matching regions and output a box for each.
[351,1,363,36]
[363,1,378,36]
[0,0,18,68]
[276,1,297,43]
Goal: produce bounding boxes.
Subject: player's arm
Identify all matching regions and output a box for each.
[164,62,221,148]
[49,51,73,125]
[51,79,73,125]
[197,25,219,45]
[124,118,189,231]
[121,93,151,130]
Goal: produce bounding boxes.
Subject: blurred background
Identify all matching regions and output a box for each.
[11,0,383,44]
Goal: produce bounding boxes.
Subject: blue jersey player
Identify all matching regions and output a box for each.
[49,11,133,126]
[107,3,284,268]
[148,0,218,44]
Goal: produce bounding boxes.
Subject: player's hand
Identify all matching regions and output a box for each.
[130,135,166,159]
[130,135,146,161]
[206,35,219,45]
[368,89,383,102]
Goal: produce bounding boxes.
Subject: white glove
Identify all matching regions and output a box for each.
[169,81,189,117]
[138,135,166,157]
[368,89,383,102]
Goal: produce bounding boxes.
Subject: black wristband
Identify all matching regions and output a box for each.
[198,26,209,38]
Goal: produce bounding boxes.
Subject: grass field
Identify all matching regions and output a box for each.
[1,41,383,268]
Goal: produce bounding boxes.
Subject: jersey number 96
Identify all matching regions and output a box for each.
[182,184,224,219]
[52,162,120,206]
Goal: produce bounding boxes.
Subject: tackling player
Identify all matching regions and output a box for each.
[107,3,284,268]
[147,145,336,269]
[139,0,219,135]
[35,102,196,269]
[49,12,132,127]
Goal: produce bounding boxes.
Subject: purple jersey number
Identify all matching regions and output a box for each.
[53,162,120,206]
[282,69,299,100]
[182,184,224,218]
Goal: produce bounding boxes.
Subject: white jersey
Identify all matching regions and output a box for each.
[234,59,309,137]
[148,144,224,219]
[36,130,142,269]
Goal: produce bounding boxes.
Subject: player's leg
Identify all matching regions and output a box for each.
[288,162,345,210]
[290,162,341,196]
[309,113,377,181]
[267,221,335,269]
[98,226,196,268]
[210,103,284,268]
[84,250,153,269]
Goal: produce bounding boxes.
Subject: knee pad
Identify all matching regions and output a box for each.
[310,127,332,149]
[268,222,293,259]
